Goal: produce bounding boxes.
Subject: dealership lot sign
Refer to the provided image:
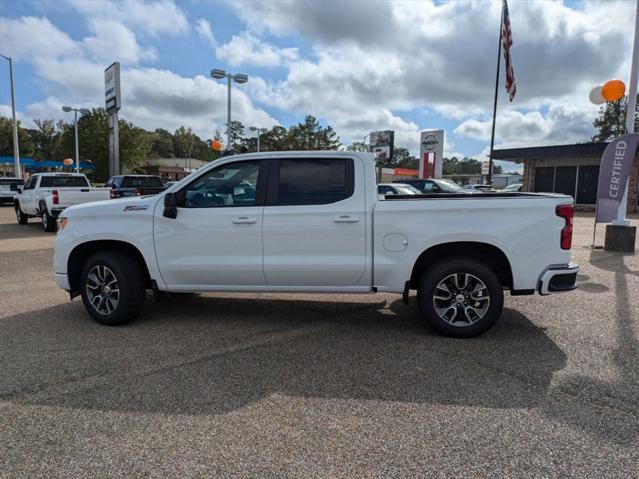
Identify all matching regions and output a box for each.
[595,133,639,223]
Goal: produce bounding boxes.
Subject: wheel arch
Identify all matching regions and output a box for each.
[409,241,513,291]
[67,240,152,293]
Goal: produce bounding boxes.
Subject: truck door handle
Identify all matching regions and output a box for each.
[333,215,360,223]
[232,216,257,224]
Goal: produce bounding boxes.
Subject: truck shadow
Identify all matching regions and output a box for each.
[1,296,569,419]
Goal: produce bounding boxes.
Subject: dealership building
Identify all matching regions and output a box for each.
[493,142,639,213]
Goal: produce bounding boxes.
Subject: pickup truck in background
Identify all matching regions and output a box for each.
[0,177,24,205]
[15,173,110,232]
[105,175,166,198]
[54,151,578,337]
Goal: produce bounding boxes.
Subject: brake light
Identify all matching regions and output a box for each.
[556,205,573,250]
[135,188,141,196]
[110,189,117,199]
[52,190,59,205]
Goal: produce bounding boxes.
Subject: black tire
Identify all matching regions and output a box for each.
[80,250,146,326]
[15,203,28,224]
[417,257,503,338]
[41,205,57,232]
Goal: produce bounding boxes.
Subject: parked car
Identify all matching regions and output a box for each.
[15,173,110,232]
[464,184,496,192]
[106,175,166,198]
[54,151,578,338]
[0,177,24,205]
[394,178,470,194]
[377,183,421,195]
[502,183,523,192]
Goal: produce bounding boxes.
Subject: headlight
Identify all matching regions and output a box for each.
[58,217,68,231]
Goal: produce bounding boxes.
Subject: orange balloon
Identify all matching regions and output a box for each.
[63,158,74,165]
[211,139,223,151]
[601,79,626,102]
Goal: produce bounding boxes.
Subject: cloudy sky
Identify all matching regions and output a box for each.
[0,0,635,169]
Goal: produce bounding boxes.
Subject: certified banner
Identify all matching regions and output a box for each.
[595,133,639,224]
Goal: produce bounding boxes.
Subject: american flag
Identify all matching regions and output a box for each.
[501,0,516,101]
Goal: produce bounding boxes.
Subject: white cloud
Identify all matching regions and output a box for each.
[68,0,188,36]
[216,32,298,68]
[455,104,597,146]
[83,20,158,64]
[231,0,633,150]
[0,12,278,140]
[195,18,215,48]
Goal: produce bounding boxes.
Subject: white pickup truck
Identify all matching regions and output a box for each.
[54,151,578,337]
[15,173,110,232]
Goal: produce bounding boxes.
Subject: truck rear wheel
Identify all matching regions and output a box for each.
[80,251,146,326]
[417,257,503,338]
[41,207,57,232]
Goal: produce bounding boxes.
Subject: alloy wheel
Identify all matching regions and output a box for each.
[85,265,120,315]
[432,273,490,327]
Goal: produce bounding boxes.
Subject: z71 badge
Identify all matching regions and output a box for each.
[123,205,149,211]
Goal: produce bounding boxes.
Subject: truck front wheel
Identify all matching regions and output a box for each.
[15,203,28,225]
[417,257,503,338]
[80,251,146,326]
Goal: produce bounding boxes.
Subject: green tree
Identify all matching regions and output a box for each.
[346,141,368,152]
[287,115,340,150]
[592,95,639,142]
[29,119,63,160]
[173,126,199,158]
[259,126,289,151]
[0,117,35,157]
[150,128,175,158]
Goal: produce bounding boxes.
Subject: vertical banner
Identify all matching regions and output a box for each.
[369,131,394,163]
[595,133,639,224]
[419,130,444,179]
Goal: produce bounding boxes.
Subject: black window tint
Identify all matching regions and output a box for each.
[576,165,599,205]
[24,177,36,190]
[534,167,554,193]
[277,159,352,205]
[40,176,89,188]
[122,176,163,187]
[184,160,260,208]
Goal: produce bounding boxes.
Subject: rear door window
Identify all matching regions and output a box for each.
[122,176,163,188]
[274,158,353,205]
[40,176,89,188]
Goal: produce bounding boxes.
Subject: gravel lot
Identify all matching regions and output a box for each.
[0,206,638,478]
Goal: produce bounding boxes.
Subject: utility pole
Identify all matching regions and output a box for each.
[1,55,21,178]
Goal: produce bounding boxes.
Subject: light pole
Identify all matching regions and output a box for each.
[62,106,90,172]
[249,126,267,152]
[210,69,248,151]
[1,54,21,178]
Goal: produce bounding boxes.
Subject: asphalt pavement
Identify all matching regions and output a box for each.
[0,206,638,478]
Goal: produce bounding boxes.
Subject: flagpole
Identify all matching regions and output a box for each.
[487,0,505,186]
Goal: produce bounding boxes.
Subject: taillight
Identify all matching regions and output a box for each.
[110,189,117,199]
[556,205,573,250]
[135,188,141,196]
[52,190,59,205]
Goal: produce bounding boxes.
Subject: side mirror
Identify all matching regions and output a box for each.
[163,192,178,219]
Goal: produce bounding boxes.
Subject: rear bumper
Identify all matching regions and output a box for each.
[538,262,579,295]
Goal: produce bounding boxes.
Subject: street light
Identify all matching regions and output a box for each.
[249,126,267,152]
[1,54,20,178]
[210,69,248,151]
[62,106,90,173]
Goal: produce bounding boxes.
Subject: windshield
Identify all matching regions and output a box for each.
[0,178,23,186]
[39,176,89,188]
[437,179,463,191]
[394,185,420,195]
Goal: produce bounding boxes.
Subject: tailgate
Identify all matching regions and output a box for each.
[56,188,110,207]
